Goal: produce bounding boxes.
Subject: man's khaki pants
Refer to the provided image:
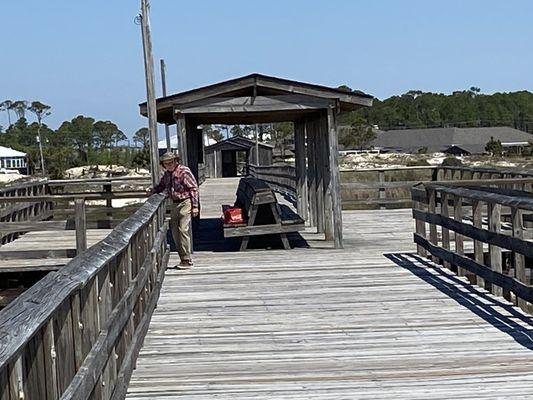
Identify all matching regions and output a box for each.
[170,199,192,261]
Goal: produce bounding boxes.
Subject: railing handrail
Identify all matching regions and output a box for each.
[340,165,437,172]
[437,165,533,177]
[0,191,149,202]
[0,178,48,195]
[423,183,533,211]
[49,176,151,185]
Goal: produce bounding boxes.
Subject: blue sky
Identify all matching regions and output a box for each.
[1,0,532,139]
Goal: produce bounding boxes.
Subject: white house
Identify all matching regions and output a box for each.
[0,146,27,173]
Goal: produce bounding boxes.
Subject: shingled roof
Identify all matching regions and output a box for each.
[371,127,533,153]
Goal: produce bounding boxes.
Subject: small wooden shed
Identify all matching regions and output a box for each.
[205,136,273,178]
[140,73,372,247]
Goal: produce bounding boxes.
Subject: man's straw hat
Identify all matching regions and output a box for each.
[160,151,178,164]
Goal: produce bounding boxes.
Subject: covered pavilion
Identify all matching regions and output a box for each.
[140,73,373,248]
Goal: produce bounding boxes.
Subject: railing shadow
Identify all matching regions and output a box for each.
[385,252,533,350]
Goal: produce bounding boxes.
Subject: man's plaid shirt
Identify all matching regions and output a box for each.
[153,164,199,208]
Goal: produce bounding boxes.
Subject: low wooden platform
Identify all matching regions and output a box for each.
[0,229,113,307]
[126,179,533,399]
[0,229,112,262]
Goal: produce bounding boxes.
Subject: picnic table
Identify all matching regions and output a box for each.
[222,177,305,251]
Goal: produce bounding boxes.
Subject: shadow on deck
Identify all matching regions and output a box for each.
[387,253,533,350]
[168,218,310,253]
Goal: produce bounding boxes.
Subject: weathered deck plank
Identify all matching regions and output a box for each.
[125,178,533,399]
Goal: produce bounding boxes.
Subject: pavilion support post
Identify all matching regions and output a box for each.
[327,107,343,248]
[174,113,188,166]
[186,122,201,181]
[314,118,325,234]
[306,123,318,228]
[216,150,223,178]
[294,121,308,222]
[321,112,334,241]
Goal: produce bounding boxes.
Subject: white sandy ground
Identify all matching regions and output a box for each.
[0,172,26,184]
[64,165,150,179]
[341,152,446,169]
[339,152,530,170]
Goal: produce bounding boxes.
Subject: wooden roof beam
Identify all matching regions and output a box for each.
[174,94,335,115]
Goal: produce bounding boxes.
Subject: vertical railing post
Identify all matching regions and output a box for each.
[512,207,527,312]
[440,192,451,269]
[427,187,438,263]
[75,198,87,254]
[413,187,427,257]
[453,195,465,276]
[104,183,113,218]
[378,169,385,210]
[431,167,439,181]
[43,319,59,399]
[488,202,503,297]
[472,199,485,289]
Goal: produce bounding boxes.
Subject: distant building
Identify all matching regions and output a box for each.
[204,136,273,178]
[371,127,533,155]
[0,146,27,173]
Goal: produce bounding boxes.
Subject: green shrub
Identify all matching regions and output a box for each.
[441,157,463,167]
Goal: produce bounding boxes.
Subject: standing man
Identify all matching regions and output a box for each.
[151,151,199,268]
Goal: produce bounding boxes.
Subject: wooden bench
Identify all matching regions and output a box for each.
[222,177,305,251]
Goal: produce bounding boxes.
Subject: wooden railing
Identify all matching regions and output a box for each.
[0,193,170,399]
[412,178,533,313]
[341,166,436,208]
[249,164,533,209]
[0,177,151,250]
[0,180,53,244]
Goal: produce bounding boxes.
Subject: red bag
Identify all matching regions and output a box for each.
[223,207,244,224]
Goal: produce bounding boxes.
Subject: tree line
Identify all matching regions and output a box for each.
[5,87,528,177]
[0,100,151,178]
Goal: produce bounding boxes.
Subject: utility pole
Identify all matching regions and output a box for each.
[160,59,171,152]
[140,0,160,186]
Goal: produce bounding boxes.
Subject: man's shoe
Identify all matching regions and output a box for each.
[178,259,193,269]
